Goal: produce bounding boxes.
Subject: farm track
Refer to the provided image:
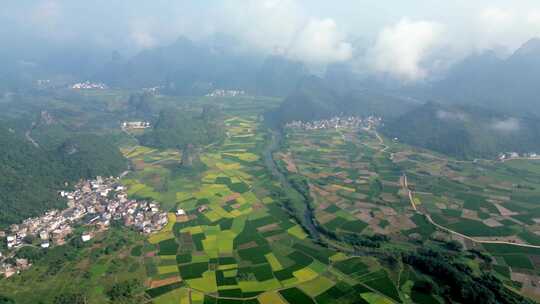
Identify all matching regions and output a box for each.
[25,130,40,148]
[401,175,417,212]
[424,213,540,249]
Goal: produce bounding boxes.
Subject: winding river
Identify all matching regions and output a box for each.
[262,129,321,241]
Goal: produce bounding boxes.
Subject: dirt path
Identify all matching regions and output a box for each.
[25,130,40,148]
[402,175,417,211]
[373,130,395,160]
[424,213,540,249]
[401,173,540,249]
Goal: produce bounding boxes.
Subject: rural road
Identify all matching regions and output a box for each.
[424,213,540,249]
[401,173,540,249]
[402,175,417,211]
[25,130,40,148]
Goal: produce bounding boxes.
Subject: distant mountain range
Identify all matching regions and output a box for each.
[4,34,540,115]
[266,37,540,123]
[267,76,417,125]
[96,37,308,97]
[266,37,540,159]
[381,102,540,159]
[428,38,540,117]
[97,37,257,95]
[1,35,311,97]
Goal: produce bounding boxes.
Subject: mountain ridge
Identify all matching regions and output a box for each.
[428,38,540,117]
[381,102,540,159]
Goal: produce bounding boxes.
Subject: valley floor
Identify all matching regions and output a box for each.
[1,96,538,304]
[278,124,540,302]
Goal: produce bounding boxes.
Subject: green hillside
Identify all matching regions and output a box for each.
[139,106,225,149]
[268,76,415,125]
[430,38,540,117]
[382,102,540,159]
[0,125,127,227]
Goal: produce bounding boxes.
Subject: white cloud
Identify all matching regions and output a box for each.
[476,7,516,48]
[127,18,163,49]
[473,7,540,51]
[288,18,352,63]
[436,110,467,122]
[480,7,515,30]
[527,10,540,26]
[368,18,444,81]
[491,118,521,132]
[7,1,540,72]
[130,30,157,49]
[32,0,61,25]
[26,0,81,42]
[219,0,351,64]
[220,0,304,53]
[30,0,63,34]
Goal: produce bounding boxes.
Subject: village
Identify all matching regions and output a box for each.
[498,151,540,162]
[71,81,107,90]
[285,115,382,131]
[206,89,246,97]
[142,86,163,94]
[121,121,152,130]
[0,176,168,278]
[285,117,540,163]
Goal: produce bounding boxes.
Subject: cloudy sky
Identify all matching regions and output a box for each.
[3,0,540,80]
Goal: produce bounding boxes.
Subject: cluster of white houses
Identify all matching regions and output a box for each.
[121,121,151,130]
[71,81,107,90]
[498,152,540,161]
[285,116,382,131]
[0,176,168,278]
[142,86,163,94]
[206,89,246,97]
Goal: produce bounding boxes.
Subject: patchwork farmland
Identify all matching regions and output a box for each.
[122,112,407,304]
[280,124,540,301]
[117,98,540,302]
[4,94,535,303]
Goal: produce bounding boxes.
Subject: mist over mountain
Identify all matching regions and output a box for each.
[381,102,540,159]
[3,23,540,113]
[266,36,540,158]
[97,37,259,95]
[2,3,540,120]
[94,34,319,97]
[427,38,540,117]
[254,56,309,97]
[268,75,416,125]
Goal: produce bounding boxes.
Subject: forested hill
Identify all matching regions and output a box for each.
[429,38,540,117]
[0,126,66,227]
[267,76,416,125]
[139,106,225,149]
[0,125,127,227]
[381,102,540,159]
[96,37,309,97]
[56,134,127,179]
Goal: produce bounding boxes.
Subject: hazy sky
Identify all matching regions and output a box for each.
[3,0,540,80]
